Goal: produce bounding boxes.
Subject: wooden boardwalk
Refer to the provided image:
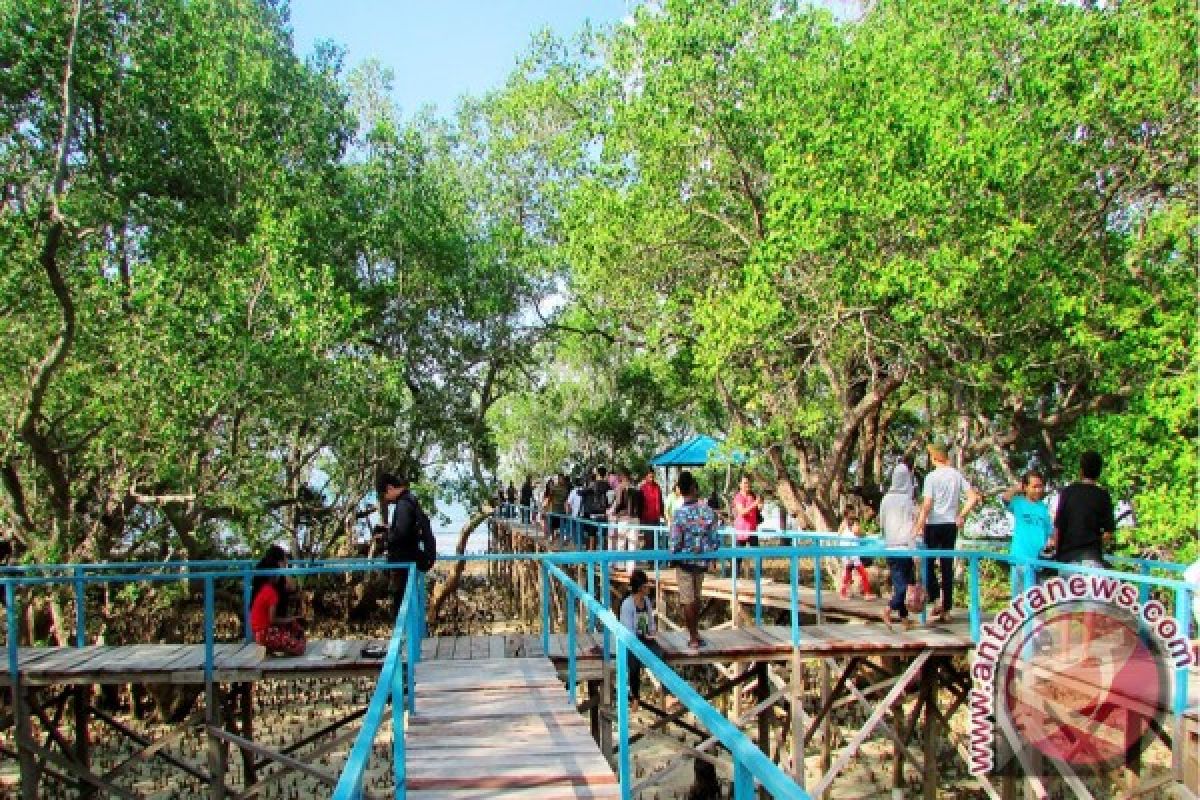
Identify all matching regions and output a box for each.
[421,621,974,675]
[1,622,973,685]
[406,657,618,798]
[0,638,389,685]
[607,567,885,622]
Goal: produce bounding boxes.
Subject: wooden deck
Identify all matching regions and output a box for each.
[1,638,389,685]
[1,622,973,687]
[406,657,618,797]
[422,621,974,669]
[608,567,884,622]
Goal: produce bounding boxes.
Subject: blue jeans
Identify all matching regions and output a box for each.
[887,557,915,619]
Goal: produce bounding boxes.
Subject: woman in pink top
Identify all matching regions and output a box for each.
[732,475,762,547]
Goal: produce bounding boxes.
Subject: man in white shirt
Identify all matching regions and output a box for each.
[912,443,981,622]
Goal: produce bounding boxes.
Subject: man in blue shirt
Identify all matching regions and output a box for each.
[1001,470,1052,598]
[669,470,720,652]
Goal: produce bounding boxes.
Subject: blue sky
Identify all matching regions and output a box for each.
[288,1,630,117]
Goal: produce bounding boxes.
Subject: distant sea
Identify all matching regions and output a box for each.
[432,498,489,554]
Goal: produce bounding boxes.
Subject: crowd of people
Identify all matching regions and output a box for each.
[499,445,1135,640]
[248,445,1187,665]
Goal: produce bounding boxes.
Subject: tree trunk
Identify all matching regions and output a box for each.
[427,510,491,623]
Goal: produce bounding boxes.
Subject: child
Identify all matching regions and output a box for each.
[619,569,658,711]
[1001,470,1053,598]
[249,545,307,656]
[838,510,876,600]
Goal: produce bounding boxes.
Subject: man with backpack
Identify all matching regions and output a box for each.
[580,466,612,550]
[377,472,437,618]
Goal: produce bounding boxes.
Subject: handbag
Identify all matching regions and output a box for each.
[905,582,927,614]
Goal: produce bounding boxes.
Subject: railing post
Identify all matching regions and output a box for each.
[814,550,824,622]
[754,555,763,627]
[242,564,253,644]
[6,581,18,684]
[1022,564,1036,602]
[615,637,631,800]
[395,626,409,794]
[918,544,929,625]
[601,559,612,661]
[1173,586,1192,717]
[417,569,427,640]
[733,758,753,800]
[203,576,215,720]
[1138,562,1150,606]
[789,555,799,647]
[566,592,577,706]
[1172,585,1192,782]
[587,560,597,631]
[541,562,550,656]
[730,554,739,627]
[73,565,85,648]
[968,557,981,642]
[653,550,662,629]
[408,570,418,708]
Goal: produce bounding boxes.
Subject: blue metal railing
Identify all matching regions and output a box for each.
[535,543,1195,720]
[332,569,420,800]
[3,525,1194,798]
[544,561,810,800]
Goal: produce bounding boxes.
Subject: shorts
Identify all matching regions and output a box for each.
[737,534,759,547]
[677,568,705,605]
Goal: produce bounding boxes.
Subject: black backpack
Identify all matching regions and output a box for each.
[624,487,643,519]
[585,481,609,515]
[413,505,437,572]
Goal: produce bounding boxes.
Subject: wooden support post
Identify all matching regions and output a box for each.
[921,658,938,800]
[892,679,906,797]
[15,684,40,800]
[600,664,614,764]
[207,685,227,800]
[755,661,770,749]
[732,658,742,721]
[1001,772,1017,800]
[756,661,770,800]
[790,649,805,790]
[238,682,256,786]
[819,660,832,776]
[73,686,93,800]
[588,679,601,742]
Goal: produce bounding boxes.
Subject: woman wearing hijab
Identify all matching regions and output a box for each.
[879,463,916,628]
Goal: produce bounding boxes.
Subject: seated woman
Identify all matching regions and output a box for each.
[249,545,306,656]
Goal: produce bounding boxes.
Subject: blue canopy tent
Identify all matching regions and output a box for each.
[650,435,757,524]
[650,434,745,467]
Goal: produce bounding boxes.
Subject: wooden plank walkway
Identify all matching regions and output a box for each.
[406,657,618,798]
[0,639,389,685]
[420,621,973,670]
[608,567,883,621]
